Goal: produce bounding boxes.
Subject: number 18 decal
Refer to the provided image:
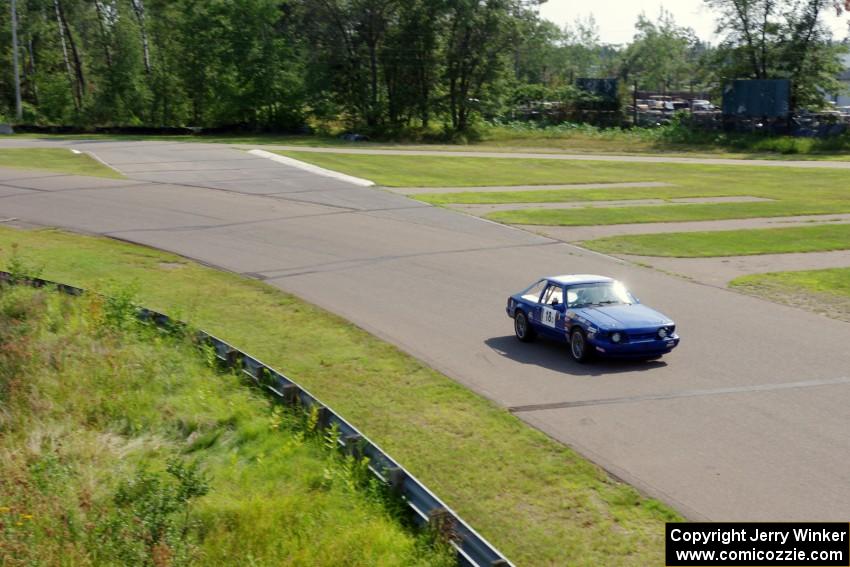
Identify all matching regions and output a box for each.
[541,307,558,328]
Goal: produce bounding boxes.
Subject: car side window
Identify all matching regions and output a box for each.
[521,280,547,303]
[542,284,564,306]
[568,285,597,307]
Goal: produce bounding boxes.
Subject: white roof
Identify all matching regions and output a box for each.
[547,274,613,285]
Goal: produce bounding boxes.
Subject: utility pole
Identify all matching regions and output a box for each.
[11,0,23,121]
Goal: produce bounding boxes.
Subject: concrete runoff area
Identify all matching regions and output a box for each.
[448,196,773,214]
[1,140,849,522]
[523,214,850,242]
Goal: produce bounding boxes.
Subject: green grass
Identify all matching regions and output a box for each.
[0,148,123,178]
[277,151,850,226]
[0,227,678,566]
[581,224,850,257]
[0,285,452,566]
[276,151,668,187]
[730,268,850,322]
[732,267,850,296]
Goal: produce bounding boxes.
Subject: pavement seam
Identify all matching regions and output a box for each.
[116,164,282,175]
[104,209,358,234]
[116,177,365,213]
[0,181,152,194]
[90,156,265,167]
[0,172,71,182]
[509,376,850,412]
[257,241,564,280]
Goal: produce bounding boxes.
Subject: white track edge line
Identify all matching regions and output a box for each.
[249,149,374,187]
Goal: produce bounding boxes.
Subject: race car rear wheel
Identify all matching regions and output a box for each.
[514,311,535,342]
[570,329,590,363]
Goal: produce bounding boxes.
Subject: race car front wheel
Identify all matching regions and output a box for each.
[514,311,535,342]
[570,329,590,363]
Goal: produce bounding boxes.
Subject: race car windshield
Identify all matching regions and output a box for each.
[567,282,635,307]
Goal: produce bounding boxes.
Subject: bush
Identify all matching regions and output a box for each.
[94,459,209,567]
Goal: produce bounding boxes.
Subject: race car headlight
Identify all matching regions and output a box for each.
[611,332,622,343]
[658,327,668,339]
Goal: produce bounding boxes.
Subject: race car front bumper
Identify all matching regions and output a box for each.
[590,334,680,358]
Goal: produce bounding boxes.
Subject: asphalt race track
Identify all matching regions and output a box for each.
[2,139,849,521]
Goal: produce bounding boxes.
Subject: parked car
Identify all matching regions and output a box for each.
[339,132,370,142]
[506,274,680,362]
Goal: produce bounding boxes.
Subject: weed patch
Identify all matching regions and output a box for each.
[0,284,452,566]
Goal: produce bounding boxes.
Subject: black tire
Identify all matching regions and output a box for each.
[514,310,535,342]
[569,328,591,363]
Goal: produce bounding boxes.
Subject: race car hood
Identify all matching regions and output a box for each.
[572,304,672,329]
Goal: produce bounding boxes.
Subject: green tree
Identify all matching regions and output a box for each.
[706,0,849,107]
[444,0,518,131]
[620,9,701,93]
[511,15,563,86]
[301,0,400,129]
[381,0,443,127]
[559,15,607,83]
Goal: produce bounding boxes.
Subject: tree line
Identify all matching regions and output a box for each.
[1,0,848,132]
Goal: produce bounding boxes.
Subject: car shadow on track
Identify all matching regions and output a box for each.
[484,335,667,376]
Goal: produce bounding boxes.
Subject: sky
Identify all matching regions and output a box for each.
[538,0,850,45]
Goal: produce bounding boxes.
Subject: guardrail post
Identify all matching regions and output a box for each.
[280,384,299,406]
[315,406,330,431]
[343,434,363,458]
[386,467,405,491]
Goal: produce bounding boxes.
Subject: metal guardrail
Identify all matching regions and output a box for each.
[0,271,514,567]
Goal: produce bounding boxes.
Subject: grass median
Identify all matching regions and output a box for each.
[730,268,850,322]
[0,227,678,566]
[580,224,850,257]
[0,148,123,178]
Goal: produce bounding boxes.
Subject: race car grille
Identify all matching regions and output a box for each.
[626,331,658,341]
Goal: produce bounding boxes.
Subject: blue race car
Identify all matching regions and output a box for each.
[506,274,680,362]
